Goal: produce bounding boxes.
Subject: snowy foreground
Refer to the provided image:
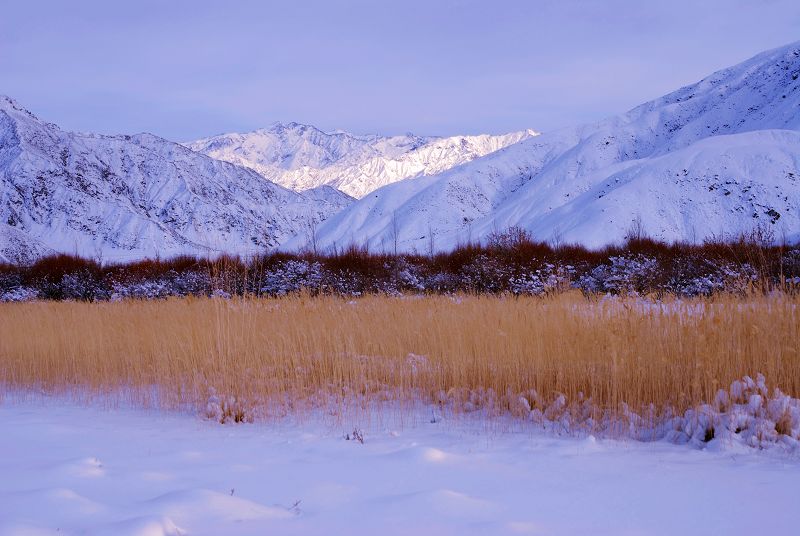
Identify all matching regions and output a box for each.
[1,400,799,536]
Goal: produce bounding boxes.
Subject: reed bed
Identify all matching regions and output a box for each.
[0,293,798,426]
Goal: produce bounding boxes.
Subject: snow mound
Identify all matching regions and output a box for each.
[434,374,800,452]
[88,516,184,536]
[146,489,292,523]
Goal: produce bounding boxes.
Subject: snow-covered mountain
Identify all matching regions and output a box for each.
[0,96,353,263]
[296,41,800,252]
[188,125,536,198]
[3,41,799,262]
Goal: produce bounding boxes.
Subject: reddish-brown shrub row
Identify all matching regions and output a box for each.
[0,229,798,301]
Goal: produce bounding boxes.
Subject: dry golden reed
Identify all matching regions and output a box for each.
[0,292,798,421]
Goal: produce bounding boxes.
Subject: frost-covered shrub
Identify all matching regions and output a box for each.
[0,272,37,301]
[578,255,661,294]
[670,273,727,296]
[110,270,210,299]
[33,269,105,301]
[509,263,574,295]
[61,271,109,301]
[171,270,211,296]
[713,263,758,295]
[323,269,369,296]
[667,261,758,297]
[421,271,460,293]
[459,254,511,293]
[111,279,171,300]
[508,273,547,295]
[781,248,800,280]
[0,286,38,302]
[392,259,425,292]
[261,260,324,296]
[0,271,22,293]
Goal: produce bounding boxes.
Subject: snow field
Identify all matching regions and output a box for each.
[1,399,799,536]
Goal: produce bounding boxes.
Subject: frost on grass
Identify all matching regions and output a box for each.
[198,373,800,453]
[203,388,255,424]
[437,374,800,452]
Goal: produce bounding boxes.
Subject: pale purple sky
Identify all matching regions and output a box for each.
[2,0,799,141]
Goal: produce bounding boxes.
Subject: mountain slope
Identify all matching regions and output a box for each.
[0,97,352,263]
[302,41,800,252]
[188,125,536,198]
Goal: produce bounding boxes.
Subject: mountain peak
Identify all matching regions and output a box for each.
[0,95,20,109]
[299,40,800,253]
[188,125,535,198]
[267,120,304,131]
[0,95,40,121]
[0,95,354,263]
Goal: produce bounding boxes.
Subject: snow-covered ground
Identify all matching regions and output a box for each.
[1,398,798,536]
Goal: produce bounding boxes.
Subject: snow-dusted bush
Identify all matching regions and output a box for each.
[5,241,798,300]
[459,254,511,293]
[322,269,367,296]
[171,270,211,296]
[110,270,210,300]
[392,259,425,292]
[668,261,758,297]
[670,273,728,297]
[31,269,105,301]
[60,271,108,301]
[509,263,574,295]
[0,272,22,293]
[111,279,172,300]
[0,286,38,302]
[781,248,800,280]
[508,273,548,296]
[261,260,324,296]
[421,271,460,293]
[0,272,37,301]
[578,255,662,294]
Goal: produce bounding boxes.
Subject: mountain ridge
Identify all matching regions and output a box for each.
[295,40,800,252]
[2,41,800,262]
[0,96,352,263]
[188,124,537,198]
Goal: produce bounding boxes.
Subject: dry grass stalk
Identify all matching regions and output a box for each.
[0,293,797,424]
